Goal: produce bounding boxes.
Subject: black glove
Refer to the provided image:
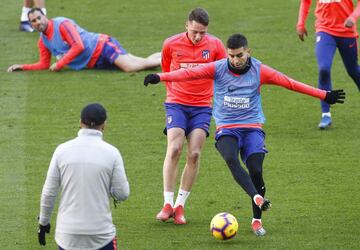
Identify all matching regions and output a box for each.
[38,224,50,246]
[324,89,345,104]
[144,74,160,86]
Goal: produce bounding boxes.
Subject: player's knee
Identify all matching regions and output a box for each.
[319,68,331,83]
[114,59,138,72]
[187,150,201,164]
[223,155,238,168]
[120,64,136,73]
[167,145,183,159]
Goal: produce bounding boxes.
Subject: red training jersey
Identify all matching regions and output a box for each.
[161,32,226,107]
[22,19,107,71]
[297,0,360,38]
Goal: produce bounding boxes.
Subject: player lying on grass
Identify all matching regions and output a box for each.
[7,8,161,73]
[144,33,345,236]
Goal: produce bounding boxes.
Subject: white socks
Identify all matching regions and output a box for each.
[163,189,190,208]
[21,7,32,21]
[163,192,174,207]
[174,189,190,208]
[322,112,331,118]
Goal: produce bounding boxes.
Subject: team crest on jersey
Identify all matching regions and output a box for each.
[167,115,172,124]
[202,50,210,60]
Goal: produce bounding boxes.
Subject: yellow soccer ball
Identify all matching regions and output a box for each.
[210,212,238,240]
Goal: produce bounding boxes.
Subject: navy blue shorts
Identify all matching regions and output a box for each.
[164,103,212,137]
[95,37,128,69]
[215,128,268,163]
[58,237,117,250]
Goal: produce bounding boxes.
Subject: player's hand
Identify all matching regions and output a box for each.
[7,64,23,72]
[49,63,60,72]
[344,17,355,28]
[38,223,50,246]
[144,74,160,86]
[324,89,346,104]
[296,27,307,41]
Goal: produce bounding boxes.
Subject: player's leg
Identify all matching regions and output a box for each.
[178,129,206,192]
[337,36,360,91]
[247,153,267,213]
[242,129,270,236]
[215,135,259,198]
[156,104,187,222]
[128,52,161,61]
[173,106,211,224]
[172,128,206,224]
[246,153,269,236]
[156,127,185,222]
[163,128,186,194]
[96,36,160,72]
[114,52,161,72]
[19,0,34,32]
[315,32,337,129]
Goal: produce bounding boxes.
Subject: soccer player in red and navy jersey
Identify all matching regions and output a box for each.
[297,0,360,129]
[8,8,161,73]
[154,8,227,225]
[144,33,345,235]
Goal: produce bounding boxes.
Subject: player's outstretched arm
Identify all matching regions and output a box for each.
[260,64,345,104]
[144,62,216,86]
[144,74,161,86]
[323,89,346,104]
[7,64,23,72]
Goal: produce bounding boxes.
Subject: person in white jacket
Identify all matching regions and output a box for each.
[38,103,130,250]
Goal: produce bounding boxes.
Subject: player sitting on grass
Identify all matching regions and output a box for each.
[8,8,161,73]
[144,33,345,236]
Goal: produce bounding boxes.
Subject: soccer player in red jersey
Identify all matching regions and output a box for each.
[8,8,161,73]
[155,8,226,225]
[297,0,360,129]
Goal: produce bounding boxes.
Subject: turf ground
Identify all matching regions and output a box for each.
[0,0,359,249]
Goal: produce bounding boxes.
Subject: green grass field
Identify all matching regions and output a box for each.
[1,0,360,249]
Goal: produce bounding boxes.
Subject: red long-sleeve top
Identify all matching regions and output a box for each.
[297,0,360,38]
[159,62,327,100]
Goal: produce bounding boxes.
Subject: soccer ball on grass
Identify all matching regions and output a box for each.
[210,212,238,240]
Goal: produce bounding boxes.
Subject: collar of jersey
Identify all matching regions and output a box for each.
[78,128,103,138]
[182,32,207,46]
[227,57,252,76]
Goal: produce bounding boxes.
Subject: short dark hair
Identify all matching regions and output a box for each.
[27,8,45,19]
[227,34,248,49]
[81,103,107,128]
[188,7,209,26]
